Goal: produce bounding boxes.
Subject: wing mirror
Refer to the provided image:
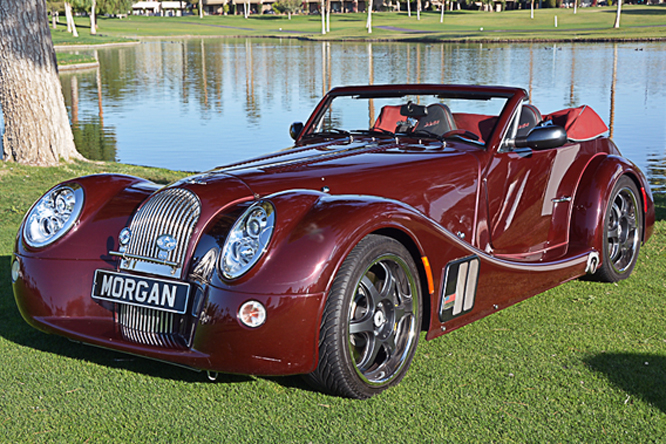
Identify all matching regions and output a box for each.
[290,122,303,140]
[513,125,568,150]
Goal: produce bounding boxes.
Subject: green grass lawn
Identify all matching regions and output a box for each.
[1,160,665,442]
[55,52,98,67]
[52,5,666,44]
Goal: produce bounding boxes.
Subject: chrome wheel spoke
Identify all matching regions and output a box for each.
[607,223,620,241]
[349,316,375,335]
[361,275,382,308]
[625,213,637,230]
[356,335,381,371]
[620,230,636,251]
[377,262,396,304]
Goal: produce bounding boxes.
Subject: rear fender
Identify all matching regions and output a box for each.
[569,155,653,256]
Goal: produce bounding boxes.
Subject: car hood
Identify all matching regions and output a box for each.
[187,138,480,210]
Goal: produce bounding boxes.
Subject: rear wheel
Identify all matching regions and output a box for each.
[593,176,643,282]
[306,235,422,399]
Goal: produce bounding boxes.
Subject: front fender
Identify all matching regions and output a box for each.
[16,174,160,260]
[206,190,432,297]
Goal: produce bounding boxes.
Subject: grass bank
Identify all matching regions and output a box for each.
[53,5,666,44]
[1,160,665,442]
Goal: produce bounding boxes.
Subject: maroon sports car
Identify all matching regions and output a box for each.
[12,84,654,399]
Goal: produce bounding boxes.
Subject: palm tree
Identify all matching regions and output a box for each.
[0,0,83,165]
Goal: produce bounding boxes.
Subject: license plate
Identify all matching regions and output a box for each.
[91,269,190,314]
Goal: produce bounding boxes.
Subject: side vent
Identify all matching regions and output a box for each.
[439,256,480,322]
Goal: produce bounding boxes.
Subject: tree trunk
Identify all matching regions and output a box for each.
[0,0,83,165]
[65,2,71,32]
[65,2,78,37]
[199,0,203,18]
[613,0,621,28]
[326,0,330,33]
[90,0,97,35]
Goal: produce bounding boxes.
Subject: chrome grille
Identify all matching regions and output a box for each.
[120,188,201,277]
[118,305,183,349]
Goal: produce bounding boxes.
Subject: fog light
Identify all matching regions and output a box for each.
[11,259,20,283]
[238,300,266,328]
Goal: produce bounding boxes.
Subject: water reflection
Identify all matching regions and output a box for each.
[1,39,666,190]
[60,68,118,162]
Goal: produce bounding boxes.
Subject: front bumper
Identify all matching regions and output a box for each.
[12,254,324,376]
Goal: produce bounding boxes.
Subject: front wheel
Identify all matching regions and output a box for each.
[305,235,422,399]
[593,176,643,282]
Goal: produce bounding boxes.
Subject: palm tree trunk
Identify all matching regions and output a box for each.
[90,0,97,35]
[613,0,621,28]
[0,0,83,165]
[65,2,79,37]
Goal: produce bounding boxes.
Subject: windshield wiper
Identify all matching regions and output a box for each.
[349,129,395,137]
[404,129,444,141]
[303,128,351,139]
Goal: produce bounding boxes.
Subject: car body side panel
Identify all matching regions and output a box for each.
[485,140,603,261]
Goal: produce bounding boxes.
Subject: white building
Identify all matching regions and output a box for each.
[132,1,190,16]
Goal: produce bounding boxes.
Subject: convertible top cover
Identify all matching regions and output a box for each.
[543,105,609,142]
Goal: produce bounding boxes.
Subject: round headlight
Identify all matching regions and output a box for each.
[220,201,275,279]
[23,184,84,248]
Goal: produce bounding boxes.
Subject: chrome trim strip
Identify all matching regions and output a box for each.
[551,196,572,203]
[110,251,179,268]
[425,205,595,273]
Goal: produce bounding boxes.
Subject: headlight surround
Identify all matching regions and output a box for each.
[23,184,84,248]
[220,200,275,280]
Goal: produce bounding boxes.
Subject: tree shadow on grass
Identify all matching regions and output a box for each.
[250,15,284,20]
[585,353,666,413]
[602,5,666,16]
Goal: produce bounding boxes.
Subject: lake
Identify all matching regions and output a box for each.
[2,38,666,191]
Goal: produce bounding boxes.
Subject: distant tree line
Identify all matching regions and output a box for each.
[46,0,133,19]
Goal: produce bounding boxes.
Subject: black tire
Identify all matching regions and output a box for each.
[593,176,643,282]
[305,235,422,399]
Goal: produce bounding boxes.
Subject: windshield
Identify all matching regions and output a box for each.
[305,93,509,145]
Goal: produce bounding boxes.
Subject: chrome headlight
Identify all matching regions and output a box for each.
[220,201,275,279]
[23,184,84,248]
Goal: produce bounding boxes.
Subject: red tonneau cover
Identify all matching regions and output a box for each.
[542,105,608,142]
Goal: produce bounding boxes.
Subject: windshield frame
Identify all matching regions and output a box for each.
[297,84,527,152]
